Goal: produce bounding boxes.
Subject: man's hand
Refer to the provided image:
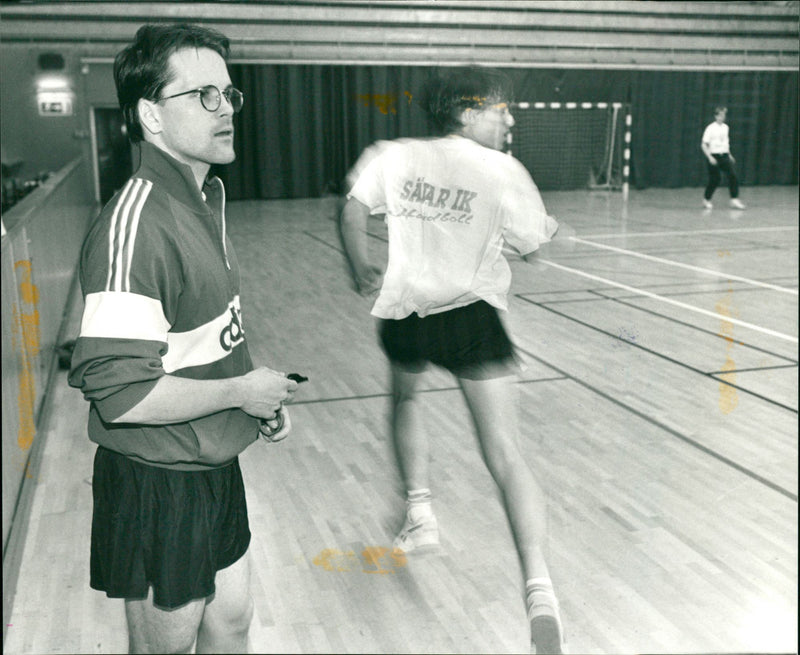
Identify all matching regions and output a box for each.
[237,367,298,420]
[355,265,384,298]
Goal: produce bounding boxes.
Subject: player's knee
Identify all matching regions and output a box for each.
[126,595,205,655]
[391,378,420,407]
[235,593,255,632]
[392,388,415,407]
[207,591,254,636]
[167,631,198,655]
[482,437,523,479]
[128,621,199,655]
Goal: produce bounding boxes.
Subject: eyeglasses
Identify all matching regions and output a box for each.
[159,84,244,113]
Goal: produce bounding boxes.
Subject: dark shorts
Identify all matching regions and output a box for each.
[379,300,517,380]
[90,446,251,609]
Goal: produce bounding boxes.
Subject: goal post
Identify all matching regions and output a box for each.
[507,101,631,198]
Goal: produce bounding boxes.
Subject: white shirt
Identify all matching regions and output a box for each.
[347,136,559,319]
[702,121,730,154]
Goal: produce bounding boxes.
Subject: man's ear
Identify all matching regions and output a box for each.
[460,107,476,126]
[138,98,162,136]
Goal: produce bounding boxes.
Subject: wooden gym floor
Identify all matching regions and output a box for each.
[3,185,797,654]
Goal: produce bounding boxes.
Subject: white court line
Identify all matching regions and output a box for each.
[578,226,797,239]
[570,237,798,295]
[538,259,798,344]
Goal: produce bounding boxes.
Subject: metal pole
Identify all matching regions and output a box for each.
[622,107,632,202]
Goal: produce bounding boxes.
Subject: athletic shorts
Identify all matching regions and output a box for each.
[379,300,517,380]
[90,446,251,609]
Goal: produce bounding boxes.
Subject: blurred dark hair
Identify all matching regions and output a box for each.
[419,66,514,134]
[114,23,231,143]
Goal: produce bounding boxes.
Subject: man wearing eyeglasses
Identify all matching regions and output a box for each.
[69,23,296,653]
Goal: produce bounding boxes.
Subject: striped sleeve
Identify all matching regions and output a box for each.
[69,178,178,421]
[104,178,151,292]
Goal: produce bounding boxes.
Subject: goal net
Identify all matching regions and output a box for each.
[507,102,631,195]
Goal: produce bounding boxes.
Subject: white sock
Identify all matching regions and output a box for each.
[526,578,557,607]
[406,488,433,520]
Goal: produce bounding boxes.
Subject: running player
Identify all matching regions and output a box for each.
[341,66,568,654]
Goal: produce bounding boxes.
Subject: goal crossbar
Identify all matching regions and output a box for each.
[507,101,631,200]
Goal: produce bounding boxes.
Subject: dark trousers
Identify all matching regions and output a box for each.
[704,153,739,200]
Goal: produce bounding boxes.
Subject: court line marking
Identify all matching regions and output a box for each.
[582,289,797,365]
[538,259,798,344]
[304,229,346,252]
[289,375,569,407]
[578,226,798,239]
[519,277,798,297]
[517,294,798,414]
[536,284,794,307]
[710,364,798,374]
[514,343,797,502]
[570,237,798,295]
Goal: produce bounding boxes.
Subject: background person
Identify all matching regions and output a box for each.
[701,106,746,209]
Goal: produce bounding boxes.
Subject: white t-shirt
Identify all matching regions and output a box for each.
[347,135,559,319]
[702,121,730,154]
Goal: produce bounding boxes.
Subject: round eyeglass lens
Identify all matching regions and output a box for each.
[198,86,243,113]
[228,89,244,113]
[200,86,222,112]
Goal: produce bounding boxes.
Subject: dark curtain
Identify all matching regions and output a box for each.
[223,64,434,199]
[220,65,798,199]
[631,70,799,189]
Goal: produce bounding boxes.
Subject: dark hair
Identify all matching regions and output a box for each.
[114,23,231,143]
[419,66,513,134]
[714,106,728,114]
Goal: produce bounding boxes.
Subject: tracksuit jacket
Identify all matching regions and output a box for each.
[69,142,259,470]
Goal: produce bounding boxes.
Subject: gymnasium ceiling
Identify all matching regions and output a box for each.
[0,0,798,70]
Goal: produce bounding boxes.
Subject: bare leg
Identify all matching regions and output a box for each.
[390,364,429,491]
[389,364,441,551]
[125,590,205,654]
[196,549,254,653]
[458,374,551,583]
[459,374,562,651]
[125,549,253,654]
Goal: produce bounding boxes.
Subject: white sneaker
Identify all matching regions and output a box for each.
[702,199,713,209]
[528,588,566,654]
[730,198,746,209]
[392,509,439,552]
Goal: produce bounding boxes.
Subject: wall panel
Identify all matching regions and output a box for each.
[1,158,94,553]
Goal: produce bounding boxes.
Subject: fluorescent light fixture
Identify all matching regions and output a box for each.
[36,75,70,91]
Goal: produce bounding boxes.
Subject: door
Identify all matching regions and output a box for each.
[92,107,133,204]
